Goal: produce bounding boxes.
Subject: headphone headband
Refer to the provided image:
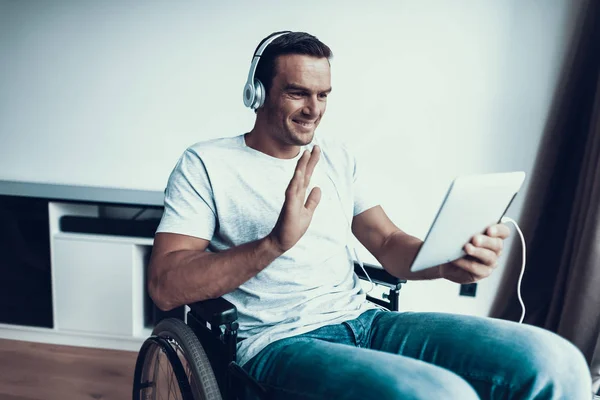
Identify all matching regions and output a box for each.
[243,31,292,110]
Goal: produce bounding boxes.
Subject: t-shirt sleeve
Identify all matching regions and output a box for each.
[352,151,380,216]
[156,149,216,240]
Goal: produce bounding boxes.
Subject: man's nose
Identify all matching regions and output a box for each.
[302,95,320,116]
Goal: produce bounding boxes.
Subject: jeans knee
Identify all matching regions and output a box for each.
[517,327,591,398]
[378,368,479,400]
[426,370,480,400]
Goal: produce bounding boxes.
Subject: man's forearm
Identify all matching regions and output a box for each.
[377,230,442,280]
[150,236,283,310]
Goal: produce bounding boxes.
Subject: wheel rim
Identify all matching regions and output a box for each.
[134,336,194,400]
[167,338,201,398]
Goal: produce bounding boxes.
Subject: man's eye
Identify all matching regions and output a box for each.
[319,93,329,99]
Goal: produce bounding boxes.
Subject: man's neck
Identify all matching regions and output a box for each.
[244,130,301,160]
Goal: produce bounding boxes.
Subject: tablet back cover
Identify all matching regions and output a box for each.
[410,171,525,272]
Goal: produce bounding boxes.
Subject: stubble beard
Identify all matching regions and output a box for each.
[284,114,319,146]
[286,125,315,146]
[266,109,316,147]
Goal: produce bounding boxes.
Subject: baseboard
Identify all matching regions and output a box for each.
[0,323,151,352]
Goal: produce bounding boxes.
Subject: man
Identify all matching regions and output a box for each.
[149,31,591,399]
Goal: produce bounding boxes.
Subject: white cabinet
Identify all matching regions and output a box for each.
[0,186,162,352]
[45,201,153,350]
[53,236,139,336]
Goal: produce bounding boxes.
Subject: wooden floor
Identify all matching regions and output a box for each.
[0,339,138,400]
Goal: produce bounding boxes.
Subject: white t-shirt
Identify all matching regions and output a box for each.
[157,133,379,365]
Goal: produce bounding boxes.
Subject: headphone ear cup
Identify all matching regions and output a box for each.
[244,32,291,110]
[243,82,255,108]
[254,79,266,109]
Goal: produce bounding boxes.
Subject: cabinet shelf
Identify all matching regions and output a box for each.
[53,231,155,246]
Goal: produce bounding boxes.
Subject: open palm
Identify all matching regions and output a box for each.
[269,146,322,253]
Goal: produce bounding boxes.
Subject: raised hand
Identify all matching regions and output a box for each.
[268,146,322,253]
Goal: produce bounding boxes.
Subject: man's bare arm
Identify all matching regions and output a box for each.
[148,233,283,311]
[351,206,441,280]
[352,205,510,283]
[149,146,322,311]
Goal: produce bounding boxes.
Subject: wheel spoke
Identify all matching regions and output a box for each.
[166,355,174,400]
[158,350,169,400]
[141,343,160,400]
[167,355,177,400]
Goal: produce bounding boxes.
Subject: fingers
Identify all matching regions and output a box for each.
[451,257,495,279]
[446,223,510,283]
[305,186,321,212]
[290,151,309,191]
[297,148,311,170]
[304,145,321,186]
[285,168,303,200]
[486,223,510,239]
[470,233,504,254]
[464,243,498,267]
[287,151,309,197]
[290,146,320,193]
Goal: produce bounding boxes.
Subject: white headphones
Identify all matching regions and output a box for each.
[243,31,291,110]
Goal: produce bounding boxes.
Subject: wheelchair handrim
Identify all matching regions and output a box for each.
[133,335,194,400]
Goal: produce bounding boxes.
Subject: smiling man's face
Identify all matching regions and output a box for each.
[260,54,332,148]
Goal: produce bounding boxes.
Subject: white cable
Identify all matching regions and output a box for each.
[318,146,376,295]
[352,246,376,294]
[500,216,527,324]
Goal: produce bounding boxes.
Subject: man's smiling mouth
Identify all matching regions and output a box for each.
[293,119,316,128]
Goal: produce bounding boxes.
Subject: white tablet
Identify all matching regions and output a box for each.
[409,171,526,272]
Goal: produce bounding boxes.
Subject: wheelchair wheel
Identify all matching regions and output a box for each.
[133,318,223,400]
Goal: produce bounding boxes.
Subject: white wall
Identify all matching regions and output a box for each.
[0,0,579,316]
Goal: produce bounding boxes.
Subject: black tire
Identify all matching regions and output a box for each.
[134,318,223,400]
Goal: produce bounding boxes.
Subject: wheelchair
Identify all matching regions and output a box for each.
[132,262,406,400]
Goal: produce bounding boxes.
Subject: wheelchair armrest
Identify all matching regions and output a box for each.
[186,264,403,326]
[188,297,238,327]
[354,261,407,289]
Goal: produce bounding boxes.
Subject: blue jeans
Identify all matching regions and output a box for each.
[242,309,592,399]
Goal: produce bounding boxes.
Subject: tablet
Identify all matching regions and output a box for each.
[409,171,526,272]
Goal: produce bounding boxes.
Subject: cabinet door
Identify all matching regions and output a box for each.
[53,237,134,336]
[0,196,53,327]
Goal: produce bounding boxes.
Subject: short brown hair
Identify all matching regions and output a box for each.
[253,31,333,97]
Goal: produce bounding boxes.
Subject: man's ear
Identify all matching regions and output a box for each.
[255,94,271,114]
